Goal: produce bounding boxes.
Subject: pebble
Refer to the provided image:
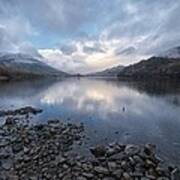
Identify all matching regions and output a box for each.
[94,166,109,175]
[90,145,106,157]
[125,144,140,155]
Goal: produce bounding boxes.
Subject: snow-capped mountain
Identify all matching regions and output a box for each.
[158,46,180,58]
[0,53,68,80]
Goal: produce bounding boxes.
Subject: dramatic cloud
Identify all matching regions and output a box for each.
[115,47,136,56]
[83,45,105,54]
[60,44,77,55]
[0,0,180,73]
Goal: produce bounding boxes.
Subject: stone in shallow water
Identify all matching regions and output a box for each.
[90,145,106,157]
[0,106,43,117]
[125,144,140,155]
[144,144,156,155]
[172,168,180,180]
[5,117,16,125]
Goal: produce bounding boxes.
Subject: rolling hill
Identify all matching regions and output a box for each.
[118,57,180,79]
[0,53,68,80]
[87,65,124,77]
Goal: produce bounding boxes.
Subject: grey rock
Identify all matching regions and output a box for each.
[82,172,94,178]
[141,177,150,180]
[12,143,23,153]
[90,145,106,157]
[5,117,16,125]
[94,166,109,175]
[145,174,156,179]
[107,148,116,156]
[77,177,87,180]
[144,144,156,155]
[1,160,12,170]
[108,162,117,171]
[172,168,180,180]
[145,159,156,168]
[157,177,169,180]
[125,144,140,155]
[103,177,115,180]
[130,172,143,177]
[112,169,123,178]
[123,172,132,179]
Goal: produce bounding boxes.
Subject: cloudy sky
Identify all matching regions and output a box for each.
[0,0,180,73]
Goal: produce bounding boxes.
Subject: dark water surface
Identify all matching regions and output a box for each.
[0,78,180,165]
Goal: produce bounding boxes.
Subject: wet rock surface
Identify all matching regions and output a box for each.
[0,107,179,180]
[0,106,42,117]
[0,118,84,180]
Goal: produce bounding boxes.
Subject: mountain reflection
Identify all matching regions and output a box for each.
[0,78,180,116]
[40,78,180,115]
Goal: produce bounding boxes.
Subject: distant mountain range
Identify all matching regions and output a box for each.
[0,46,180,80]
[118,57,180,79]
[88,46,180,79]
[117,46,180,79]
[0,53,68,80]
[87,65,124,77]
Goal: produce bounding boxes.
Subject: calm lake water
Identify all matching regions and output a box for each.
[0,77,180,165]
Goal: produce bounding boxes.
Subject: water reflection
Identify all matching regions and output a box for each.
[0,78,180,164]
[0,79,56,109]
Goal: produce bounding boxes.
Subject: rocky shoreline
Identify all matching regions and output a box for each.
[0,107,179,180]
[0,106,43,117]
